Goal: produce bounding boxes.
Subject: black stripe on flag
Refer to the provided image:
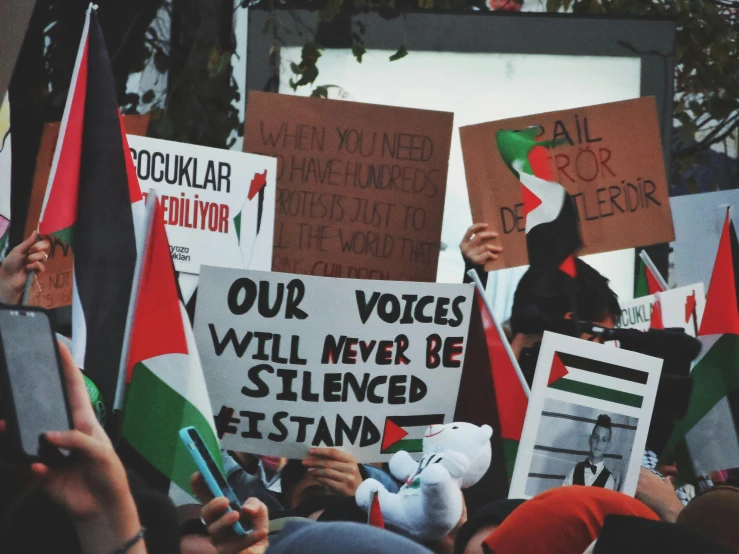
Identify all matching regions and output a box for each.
[75,11,137,411]
[557,352,648,384]
[388,415,445,427]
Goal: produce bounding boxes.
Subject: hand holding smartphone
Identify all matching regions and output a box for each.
[180,426,251,536]
[0,306,73,463]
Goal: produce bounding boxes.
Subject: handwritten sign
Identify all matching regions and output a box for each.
[243,91,453,282]
[128,136,276,274]
[24,115,149,309]
[460,97,675,270]
[617,284,705,335]
[193,266,473,461]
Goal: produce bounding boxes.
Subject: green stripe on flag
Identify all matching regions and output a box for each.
[663,334,739,461]
[503,438,519,480]
[549,378,643,408]
[635,258,649,298]
[52,226,74,248]
[123,362,222,494]
[382,439,423,454]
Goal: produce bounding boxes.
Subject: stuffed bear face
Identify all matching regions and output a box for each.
[422,422,493,488]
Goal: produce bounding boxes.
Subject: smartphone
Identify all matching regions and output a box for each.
[0,306,72,462]
[179,426,249,536]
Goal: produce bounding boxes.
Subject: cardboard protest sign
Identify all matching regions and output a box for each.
[24,115,149,309]
[243,91,453,282]
[617,284,706,335]
[509,332,661,499]
[193,266,474,461]
[460,97,675,270]
[127,136,276,274]
[670,190,739,290]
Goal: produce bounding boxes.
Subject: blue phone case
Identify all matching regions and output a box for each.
[179,426,248,536]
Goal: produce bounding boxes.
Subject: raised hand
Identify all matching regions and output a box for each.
[301,447,363,497]
[460,223,503,266]
[0,231,51,304]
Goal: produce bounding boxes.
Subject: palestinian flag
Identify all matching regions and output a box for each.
[548,351,649,410]
[664,211,739,480]
[381,415,444,454]
[38,6,141,411]
[635,250,667,298]
[368,490,385,528]
[495,127,581,272]
[650,295,664,330]
[121,193,221,502]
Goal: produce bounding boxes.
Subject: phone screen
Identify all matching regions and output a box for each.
[188,428,242,512]
[0,309,71,458]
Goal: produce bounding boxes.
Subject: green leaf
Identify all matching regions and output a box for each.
[296,64,319,87]
[319,0,344,23]
[311,85,330,98]
[352,40,366,63]
[546,0,563,11]
[302,41,323,63]
[290,62,303,75]
[389,45,408,62]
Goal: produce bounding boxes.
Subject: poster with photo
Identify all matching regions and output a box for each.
[509,332,662,499]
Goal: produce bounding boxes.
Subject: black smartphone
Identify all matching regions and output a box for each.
[0,306,73,462]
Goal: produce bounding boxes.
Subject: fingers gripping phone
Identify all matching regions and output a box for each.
[179,426,250,536]
[0,306,73,462]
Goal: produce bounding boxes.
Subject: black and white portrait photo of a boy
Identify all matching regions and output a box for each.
[563,414,616,489]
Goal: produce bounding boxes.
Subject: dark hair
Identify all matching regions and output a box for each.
[510,258,621,336]
[279,459,307,507]
[595,414,612,429]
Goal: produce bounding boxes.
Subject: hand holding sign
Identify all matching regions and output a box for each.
[302,447,363,497]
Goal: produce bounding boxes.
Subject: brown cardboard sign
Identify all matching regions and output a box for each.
[460,97,675,270]
[24,114,149,308]
[243,91,453,282]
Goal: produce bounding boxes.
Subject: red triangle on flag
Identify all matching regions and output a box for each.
[368,491,385,528]
[650,298,664,330]
[248,170,268,200]
[685,291,697,324]
[548,353,569,386]
[558,255,577,278]
[521,184,543,218]
[381,418,409,452]
[699,211,739,336]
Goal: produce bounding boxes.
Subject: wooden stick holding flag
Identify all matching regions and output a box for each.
[637,250,668,296]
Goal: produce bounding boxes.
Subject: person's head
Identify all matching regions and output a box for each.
[510,258,621,361]
[454,499,525,554]
[676,486,739,552]
[280,459,335,512]
[589,415,612,464]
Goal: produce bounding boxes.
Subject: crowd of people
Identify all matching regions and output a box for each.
[0,223,737,554]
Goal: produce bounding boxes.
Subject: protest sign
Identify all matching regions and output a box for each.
[193,266,474,461]
[617,284,706,335]
[24,115,149,309]
[509,332,661,499]
[243,91,453,282]
[670,190,739,289]
[127,136,276,274]
[460,97,675,270]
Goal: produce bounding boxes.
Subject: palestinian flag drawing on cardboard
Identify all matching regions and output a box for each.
[381,415,444,454]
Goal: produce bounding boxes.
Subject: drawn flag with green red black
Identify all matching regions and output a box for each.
[121,193,221,503]
[495,127,582,275]
[37,5,142,411]
[381,415,444,454]
[664,210,739,480]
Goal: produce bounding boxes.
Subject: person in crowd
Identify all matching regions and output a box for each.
[589,514,732,554]
[481,486,659,554]
[460,223,504,278]
[676,485,739,551]
[0,230,51,304]
[563,415,616,490]
[0,342,148,553]
[454,498,525,554]
[635,468,685,523]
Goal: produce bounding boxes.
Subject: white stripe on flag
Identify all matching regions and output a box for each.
[71,271,87,370]
[513,159,566,233]
[562,366,648,397]
[685,396,739,474]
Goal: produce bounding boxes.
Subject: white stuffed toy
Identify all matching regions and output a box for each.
[356,422,493,541]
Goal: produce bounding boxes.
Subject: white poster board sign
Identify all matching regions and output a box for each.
[193,266,474,461]
[671,190,739,290]
[127,136,276,274]
[617,284,706,335]
[509,332,661,499]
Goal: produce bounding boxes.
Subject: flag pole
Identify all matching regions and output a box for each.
[639,249,668,291]
[113,190,157,412]
[467,269,531,398]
